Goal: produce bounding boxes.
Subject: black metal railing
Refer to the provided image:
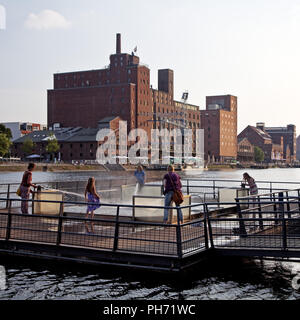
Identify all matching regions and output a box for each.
[0,198,207,258]
[1,188,300,261]
[2,178,300,209]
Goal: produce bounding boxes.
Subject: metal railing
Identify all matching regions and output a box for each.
[0,186,300,262]
[0,198,207,259]
[2,178,300,209]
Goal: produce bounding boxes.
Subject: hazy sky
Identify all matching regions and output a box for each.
[1,0,300,134]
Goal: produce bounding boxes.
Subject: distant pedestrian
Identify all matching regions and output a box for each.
[20,163,37,214]
[134,165,145,194]
[243,173,258,196]
[243,173,258,223]
[163,165,183,224]
[85,177,101,233]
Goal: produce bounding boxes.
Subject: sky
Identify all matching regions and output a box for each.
[0,0,300,134]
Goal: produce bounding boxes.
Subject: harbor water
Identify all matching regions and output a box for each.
[0,168,300,300]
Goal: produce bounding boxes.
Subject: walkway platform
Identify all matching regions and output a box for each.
[0,184,300,272]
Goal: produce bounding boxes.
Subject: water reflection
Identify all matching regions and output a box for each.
[0,256,299,300]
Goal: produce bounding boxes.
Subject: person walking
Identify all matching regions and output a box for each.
[84,177,101,234]
[20,163,37,214]
[163,165,183,224]
[134,165,145,194]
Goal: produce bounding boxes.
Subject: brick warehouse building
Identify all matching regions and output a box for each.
[238,124,284,162]
[46,34,238,162]
[47,34,204,158]
[12,117,122,162]
[200,95,238,162]
[264,123,297,163]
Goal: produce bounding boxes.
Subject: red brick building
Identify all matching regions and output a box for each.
[238,124,284,162]
[200,95,238,162]
[12,117,122,162]
[264,124,297,163]
[47,34,202,157]
[237,138,254,163]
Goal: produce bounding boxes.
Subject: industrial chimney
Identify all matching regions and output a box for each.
[116,33,121,54]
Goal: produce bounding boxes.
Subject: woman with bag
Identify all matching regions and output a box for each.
[163,165,184,224]
[20,163,37,214]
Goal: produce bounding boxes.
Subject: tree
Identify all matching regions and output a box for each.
[22,138,35,156]
[0,133,11,157]
[46,135,60,161]
[0,124,12,139]
[254,146,265,163]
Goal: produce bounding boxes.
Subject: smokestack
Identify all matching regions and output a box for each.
[116,33,121,54]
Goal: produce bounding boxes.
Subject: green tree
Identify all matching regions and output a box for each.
[22,138,35,155]
[254,146,265,163]
[46,135,60,161]
[0,133,12,157]
[0,124,12,139]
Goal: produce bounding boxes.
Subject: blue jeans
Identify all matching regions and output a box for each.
[164,191,183,223]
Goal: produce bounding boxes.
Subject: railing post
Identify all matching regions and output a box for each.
[213,181,216,199]
[257,196,264,231]
[176,207,183,258]
[236,199,247,237]
[279,192,284,219]
[203,205,209,250]
[286,191,291,219]
[132,196,136,221]
[282,218,287,251]
[187,179,190,195]
[56,202,64,246]
[298,189,300,212]
[270,182,273,194]
[5,184,10,209]
[113,206,120,252]
[32,192,35,215]
[273,193,278,225]
[5,200,12,241]
[205,204,214,248]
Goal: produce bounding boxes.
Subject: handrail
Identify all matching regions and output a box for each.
[236,188,300,200]
[0,191,300,260]
[0,197,201,211]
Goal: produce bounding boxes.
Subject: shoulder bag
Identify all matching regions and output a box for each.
[168,173,184,205]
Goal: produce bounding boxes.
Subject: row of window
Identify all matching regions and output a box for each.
[60,144,95,149]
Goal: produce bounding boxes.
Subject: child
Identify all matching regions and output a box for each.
[134,165,145,194]
[85,177,101,233]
